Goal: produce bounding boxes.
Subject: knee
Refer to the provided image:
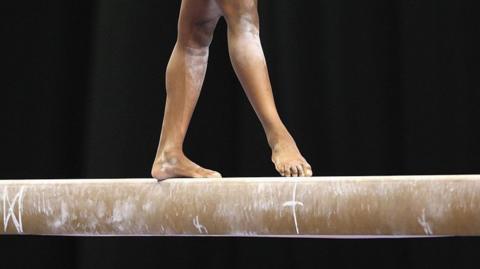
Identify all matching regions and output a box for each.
[221,1,259,36]
[177,18,218,54]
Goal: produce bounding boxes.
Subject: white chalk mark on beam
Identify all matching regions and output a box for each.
[417,208,433,235]
[193,215,208,234]
[282,180,304,234]
[3,186,25,233]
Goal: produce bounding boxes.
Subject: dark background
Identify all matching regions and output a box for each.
[1,0,479,268]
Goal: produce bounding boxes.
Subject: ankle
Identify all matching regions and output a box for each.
[265,126,292,147]
[155,148,184,162]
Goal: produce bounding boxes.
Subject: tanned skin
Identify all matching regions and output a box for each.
[152,0,313,180]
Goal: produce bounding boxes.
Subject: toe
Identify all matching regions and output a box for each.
[291,165,299,177]
[284,165,292,177]
[274,163,283,176]
[279,164,287,177]
[202,168,222,178]
[303,164,313,177]
[209,171,222,178]
[297,164,305,177]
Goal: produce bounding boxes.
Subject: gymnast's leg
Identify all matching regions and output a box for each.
[217,0,312,177]
[152,0,222,180]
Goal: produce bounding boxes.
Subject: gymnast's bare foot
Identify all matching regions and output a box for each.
[151,150,222,181]
[268,129,313,177]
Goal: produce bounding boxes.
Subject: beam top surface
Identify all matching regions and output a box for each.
[2,174,480,185]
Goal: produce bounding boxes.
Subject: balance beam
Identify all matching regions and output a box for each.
[1,175,480,237]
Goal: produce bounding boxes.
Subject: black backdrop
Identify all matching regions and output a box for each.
[2,0,480,268]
